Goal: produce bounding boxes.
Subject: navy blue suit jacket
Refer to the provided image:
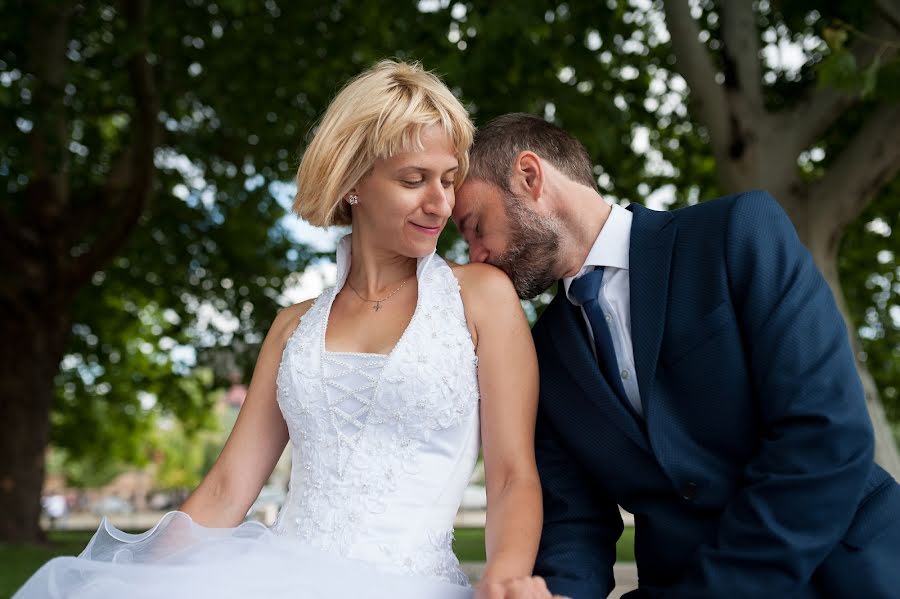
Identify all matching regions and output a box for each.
[532,191,900,598]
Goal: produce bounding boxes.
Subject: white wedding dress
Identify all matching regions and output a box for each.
[15,236,481,599]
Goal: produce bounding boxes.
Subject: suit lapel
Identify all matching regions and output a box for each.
[627,203,676,419]
[543,291,650,450]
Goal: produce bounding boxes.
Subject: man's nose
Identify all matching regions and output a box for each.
[469,240,488,263]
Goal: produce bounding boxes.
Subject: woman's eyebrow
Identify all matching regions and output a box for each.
[396,165,459,174]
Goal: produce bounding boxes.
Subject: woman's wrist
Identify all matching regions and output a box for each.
[479,555,533,586]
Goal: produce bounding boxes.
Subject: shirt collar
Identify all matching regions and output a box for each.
[562,202,633,304]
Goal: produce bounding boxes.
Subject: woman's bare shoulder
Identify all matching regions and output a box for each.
[449,262,515,295]
[447,262,520,324]
[271,297,318,343]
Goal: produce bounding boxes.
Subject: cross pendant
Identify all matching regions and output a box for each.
[373,301,382,312]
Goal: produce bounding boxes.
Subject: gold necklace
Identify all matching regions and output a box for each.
[346,276,412,312]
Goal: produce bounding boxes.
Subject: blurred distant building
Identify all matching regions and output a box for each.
[223,371,247,408]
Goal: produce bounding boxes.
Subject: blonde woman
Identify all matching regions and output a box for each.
[15,61,559,599]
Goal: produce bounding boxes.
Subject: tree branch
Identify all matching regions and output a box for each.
[718,0,764,115]
[662,0,731,160]
[876,0,900,32]
[68,0,160,290]
[813,103,900,231]
[780,17,899,158]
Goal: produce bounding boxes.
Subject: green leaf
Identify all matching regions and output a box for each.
[861,54,881,99]
[822,26,849,50]
[817,48,861,91]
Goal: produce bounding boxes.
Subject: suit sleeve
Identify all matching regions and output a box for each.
[533,396,623,599]
[661,190,874,597]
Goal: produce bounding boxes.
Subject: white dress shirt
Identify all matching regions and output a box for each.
[562,202,643,416]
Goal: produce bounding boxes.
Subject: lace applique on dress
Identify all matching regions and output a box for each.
[272,235,480,584]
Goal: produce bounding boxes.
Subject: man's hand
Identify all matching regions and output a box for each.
[475,575,570,599]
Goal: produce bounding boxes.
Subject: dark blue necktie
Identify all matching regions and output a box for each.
[570,267,631,409]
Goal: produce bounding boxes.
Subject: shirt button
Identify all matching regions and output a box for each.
[604,312,612,322]
[621,369,630,380]
[682,482,699,501]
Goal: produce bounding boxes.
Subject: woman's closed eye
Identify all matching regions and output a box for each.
[400,178,454,188]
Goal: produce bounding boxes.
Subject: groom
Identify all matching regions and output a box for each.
[453,113,900,598]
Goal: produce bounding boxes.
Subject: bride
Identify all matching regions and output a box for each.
[15,61,561,599]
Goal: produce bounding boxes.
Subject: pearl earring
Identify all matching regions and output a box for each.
[346,193,359,205]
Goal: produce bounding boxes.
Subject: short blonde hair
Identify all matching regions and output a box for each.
[293,60,474,227]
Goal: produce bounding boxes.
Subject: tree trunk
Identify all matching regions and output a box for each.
[783,195,900,478]
[0,304,70,543]
[664,0,900,478]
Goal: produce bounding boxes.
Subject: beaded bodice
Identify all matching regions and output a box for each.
[272,236,480,585]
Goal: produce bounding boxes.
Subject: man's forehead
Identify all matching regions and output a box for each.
[453,180,482,220]
[460,178,496,196]
[456,179,497,212]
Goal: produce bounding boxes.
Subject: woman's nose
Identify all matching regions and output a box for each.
[424,181,453,218]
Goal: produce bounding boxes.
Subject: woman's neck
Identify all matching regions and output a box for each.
[346,234,418,297]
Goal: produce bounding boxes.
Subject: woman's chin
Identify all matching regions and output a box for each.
[401,234,442,258]
[407,243,438,258]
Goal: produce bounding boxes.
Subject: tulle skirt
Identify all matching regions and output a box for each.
[13,511,474,599]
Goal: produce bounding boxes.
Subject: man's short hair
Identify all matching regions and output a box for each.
[468,113,595,191]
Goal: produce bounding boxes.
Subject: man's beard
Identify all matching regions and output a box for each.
[489,195,563,299]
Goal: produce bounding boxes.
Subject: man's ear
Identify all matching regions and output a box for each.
[513,151,544,203]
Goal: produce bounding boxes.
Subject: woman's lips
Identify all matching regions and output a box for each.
[410,222,441,235]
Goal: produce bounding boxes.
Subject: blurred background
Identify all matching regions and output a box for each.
[1,0,899,595]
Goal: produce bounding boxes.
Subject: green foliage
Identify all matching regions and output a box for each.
[840,176,900,422]
[2,0,898,473]
[150,400,231,491]
[45,446,125,489]
[6,0,660,463]
[818,48,862,91]
[47,389,235,492]
[818,36,896,100]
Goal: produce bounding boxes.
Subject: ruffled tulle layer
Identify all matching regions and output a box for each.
[13,511,473,599]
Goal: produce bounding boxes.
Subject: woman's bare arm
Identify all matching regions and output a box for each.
[179,299,314,527]
[457,263,545,591]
